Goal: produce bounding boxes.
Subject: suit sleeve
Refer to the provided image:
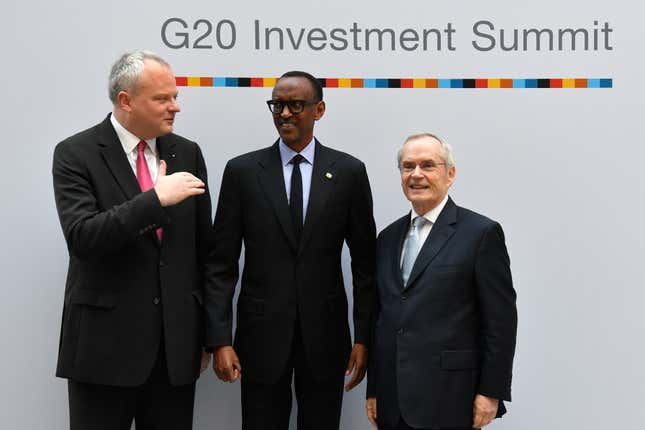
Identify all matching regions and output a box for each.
[365,240,382,399]
[345,161,377,345]
[194,143,214,306]
[52,140,169,260]
[475,222,517,401]
[204,160,243,347]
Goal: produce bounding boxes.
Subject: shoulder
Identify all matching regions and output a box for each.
[457,205,497,226]
[454,204,503,238]
[161,132,205,160]
[53,119,106,160]
[319,143,366,170]
[227,146,271,168]
[218,146,276,180]
[164,132,198,148]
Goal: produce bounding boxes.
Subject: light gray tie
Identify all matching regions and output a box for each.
[402,216,428,286]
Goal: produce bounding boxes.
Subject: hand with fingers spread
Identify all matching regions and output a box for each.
[472,394,498,428]
[366,397,377,427]
[344,343,368,391]
[213,346,242,382]
[154,159,205,206]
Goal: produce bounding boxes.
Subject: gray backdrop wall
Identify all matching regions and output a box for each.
[3,0,643,428]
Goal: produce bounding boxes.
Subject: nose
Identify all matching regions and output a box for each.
[280,104,293,118]
[170,97,180,113]
[411,165,423,176]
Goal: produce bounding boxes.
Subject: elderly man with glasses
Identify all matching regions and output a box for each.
[365,133,517,430]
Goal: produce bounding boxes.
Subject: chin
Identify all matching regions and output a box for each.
[281,135,299,146]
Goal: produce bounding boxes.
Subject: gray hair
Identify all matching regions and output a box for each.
[396,132,455,169]
[108,51,170,104]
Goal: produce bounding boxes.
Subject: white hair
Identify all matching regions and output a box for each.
[108,51,170,104]
[396,132,455,169]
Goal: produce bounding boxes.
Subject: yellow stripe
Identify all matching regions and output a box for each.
[412,79,426,88]
[488,79,501,88]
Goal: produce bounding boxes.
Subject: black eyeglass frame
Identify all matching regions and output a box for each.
[266,99,319,114]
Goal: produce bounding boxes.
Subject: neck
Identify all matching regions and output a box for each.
[412,194,448,217]
[412,202,436,217]
[285,136,313,153]
[412,206,430,217]
[113,109,146,141]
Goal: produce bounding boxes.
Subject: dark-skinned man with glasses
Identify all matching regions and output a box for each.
[205,71,377,430]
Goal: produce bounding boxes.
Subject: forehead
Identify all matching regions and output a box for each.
[137,60,175,91]
[272,76,315,99]
[401,137,443,160]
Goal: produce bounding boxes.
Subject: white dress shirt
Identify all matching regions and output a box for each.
[110,113,159,181]
[400,194,450,266]
[279,138,315,222]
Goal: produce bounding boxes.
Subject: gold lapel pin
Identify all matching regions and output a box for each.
[325,172,333,179]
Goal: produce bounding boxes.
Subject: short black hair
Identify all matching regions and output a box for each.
[279,71,323,102]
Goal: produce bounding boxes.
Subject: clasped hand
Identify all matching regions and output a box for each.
[212,346,241,382]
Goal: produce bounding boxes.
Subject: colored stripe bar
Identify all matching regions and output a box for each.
[176,77,612,89]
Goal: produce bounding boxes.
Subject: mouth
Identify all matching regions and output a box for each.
[408,183,429,190]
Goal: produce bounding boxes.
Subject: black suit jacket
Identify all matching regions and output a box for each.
[205,140,376,383]
[367,198,517,428]
[53,115,212,387]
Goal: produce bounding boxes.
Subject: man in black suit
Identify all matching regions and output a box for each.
[205,71,376,430]
[52,51,212,430]
[366,133,517,430]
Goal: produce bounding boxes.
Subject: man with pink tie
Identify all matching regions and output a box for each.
[52,51,212,430]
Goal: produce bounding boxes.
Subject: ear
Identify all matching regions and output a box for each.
[447,166,456,187]
[116,90,132,113]
[314,100,326,121]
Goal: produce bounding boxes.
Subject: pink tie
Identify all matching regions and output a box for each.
[136,141,162,241]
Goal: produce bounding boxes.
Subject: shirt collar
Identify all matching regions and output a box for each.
[110,113,157,156]
[279,137,315,167]
[411,194,450,225]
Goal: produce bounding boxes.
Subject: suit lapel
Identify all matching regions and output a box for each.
[257,142,298,252]
[157,135,177,174]
[404,198,458,290]
[98,116,140,200]
[391,213,412,291]
[298,141,336,255]
[154,136,178,248]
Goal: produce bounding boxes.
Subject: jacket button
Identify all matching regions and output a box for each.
[401,295,407,301]
[159,260,164,267]
[397,328,404,335]
[153,297,160,305]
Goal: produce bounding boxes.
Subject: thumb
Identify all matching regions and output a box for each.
[158,160,167,177]
[345,355,355,376]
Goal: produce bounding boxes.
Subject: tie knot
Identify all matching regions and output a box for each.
[137,140,147,154]
[413,216,428,229]
[291,154,305,166]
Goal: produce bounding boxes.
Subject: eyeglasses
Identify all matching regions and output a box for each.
[400,161,446,173]
[266,99,317,114]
